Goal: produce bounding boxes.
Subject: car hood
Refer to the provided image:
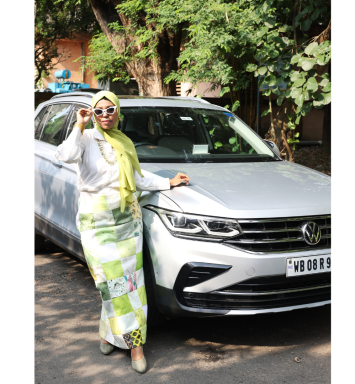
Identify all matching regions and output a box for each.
[141,161,331,219]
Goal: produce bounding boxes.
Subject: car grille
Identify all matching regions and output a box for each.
[182,272,331,310]
[223,215,331,254]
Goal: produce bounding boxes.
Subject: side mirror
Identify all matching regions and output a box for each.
[264,140,280,157]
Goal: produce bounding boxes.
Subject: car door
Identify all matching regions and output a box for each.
[51,103,94,242]
[35,102,74,243]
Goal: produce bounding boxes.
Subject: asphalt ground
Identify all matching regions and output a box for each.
[35,240,331,384]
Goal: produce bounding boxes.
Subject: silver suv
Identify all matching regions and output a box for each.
[35,92,331,326]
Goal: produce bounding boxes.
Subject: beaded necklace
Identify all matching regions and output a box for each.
[95,138,117,166]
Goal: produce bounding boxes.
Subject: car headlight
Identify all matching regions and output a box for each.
[144,206,242,241]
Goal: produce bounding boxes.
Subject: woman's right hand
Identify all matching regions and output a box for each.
[77,108,93,128]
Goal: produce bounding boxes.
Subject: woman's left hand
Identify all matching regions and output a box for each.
[170,172,190,187]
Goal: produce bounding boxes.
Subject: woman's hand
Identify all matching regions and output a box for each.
[170,172,190,187]
[76,108,93,129]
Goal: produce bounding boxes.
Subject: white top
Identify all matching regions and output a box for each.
[55,126,171,195]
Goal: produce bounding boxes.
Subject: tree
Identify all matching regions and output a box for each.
[164,0,331,159]
[88,0,183,96]
[35,0,99,85]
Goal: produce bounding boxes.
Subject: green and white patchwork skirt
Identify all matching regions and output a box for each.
[77,192,147,349]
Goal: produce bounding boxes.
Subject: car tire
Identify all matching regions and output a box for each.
[143,243,166,328]
[35,232,45,253]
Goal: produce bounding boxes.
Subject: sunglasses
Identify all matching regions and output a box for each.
[93,106,118,116]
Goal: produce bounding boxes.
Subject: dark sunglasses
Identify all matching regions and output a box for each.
[93,106,118,116]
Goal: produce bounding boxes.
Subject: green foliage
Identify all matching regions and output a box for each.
[75,33,130,84]
[35,0,99,85]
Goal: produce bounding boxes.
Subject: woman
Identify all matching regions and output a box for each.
[55,91,190,374]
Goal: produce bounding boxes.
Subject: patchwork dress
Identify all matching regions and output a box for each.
[55,126,170,349]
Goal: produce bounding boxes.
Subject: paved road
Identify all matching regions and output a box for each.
[35,241,330,384]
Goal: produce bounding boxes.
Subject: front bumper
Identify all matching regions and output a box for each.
[142,208,331,317]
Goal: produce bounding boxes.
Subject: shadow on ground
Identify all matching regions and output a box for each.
[35,241,330,384]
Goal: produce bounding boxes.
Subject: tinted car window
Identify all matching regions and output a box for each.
[34,107,47,136]
[121,107,278,163]
[66,104,94,138]
[35,106,52,140]
[40,104,71,146]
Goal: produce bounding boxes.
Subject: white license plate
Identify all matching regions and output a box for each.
[286,255,331,277]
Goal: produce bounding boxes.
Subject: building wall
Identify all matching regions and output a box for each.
[41,32,97,89]
[181,82,222,98]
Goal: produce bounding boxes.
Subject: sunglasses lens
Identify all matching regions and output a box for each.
[107,107,115,114]
[94,109,103,116]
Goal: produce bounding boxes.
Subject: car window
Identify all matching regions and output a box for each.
[40,104,71,146]
[35,106,52,140]
[34,107,47,136]
[66,104,94,138]
[121,107,278,163]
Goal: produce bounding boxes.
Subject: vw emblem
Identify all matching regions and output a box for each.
[301,222,321,245]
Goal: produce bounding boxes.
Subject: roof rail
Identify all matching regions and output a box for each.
[162,96,211,104]
[51,92,96,99]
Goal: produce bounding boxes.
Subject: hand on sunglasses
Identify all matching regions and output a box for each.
[77,107,93,127]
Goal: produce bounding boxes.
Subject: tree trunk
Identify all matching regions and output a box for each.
[89,0,182,96]
[264,98,294,160]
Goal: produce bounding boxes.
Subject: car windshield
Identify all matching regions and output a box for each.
[120,107,279,163]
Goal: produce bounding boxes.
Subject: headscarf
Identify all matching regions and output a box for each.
[92,91,144,212]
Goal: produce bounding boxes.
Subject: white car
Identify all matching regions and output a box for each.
[35,91,331,326]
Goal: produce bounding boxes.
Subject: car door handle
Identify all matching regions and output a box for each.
[51,160,62,168]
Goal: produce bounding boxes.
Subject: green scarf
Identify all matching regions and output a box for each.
[91,91,144,212]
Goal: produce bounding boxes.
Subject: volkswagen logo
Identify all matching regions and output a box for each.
[301,222,321,245]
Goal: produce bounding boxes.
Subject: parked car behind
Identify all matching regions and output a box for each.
[35,92,331,326]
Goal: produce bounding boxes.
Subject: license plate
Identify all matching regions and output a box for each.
[286,255,331,277]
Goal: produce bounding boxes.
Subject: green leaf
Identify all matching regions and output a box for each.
[301,58,316,71]
[311,8,320,21]
[322,82,331,93]
[214,141,223,148]
[282,37,290,45]
[246,63,258,72]
[231,100,240,112]
[269,50,279,59]
[294,132,300,138]
[255,52,266,61]
[229,137,237,144]
[263,89,271,96]
[257,27,269,38]
[293,78,306,88]
[301,19,312,31]
[267,63,278,72]
[258,66,268,76]
[232,146,238,152]
[305,42,318,55]
[295,93,305,106]
[261,109,270,117]
[323,92,331,105]
[308,69,318,77]
[277,95,285,106]
[272,87,281,95]
[306,77,318,92]
[258,77,265,88]
[303,102,313,113]
[316,55,326,65]
[291,54,302,64]
[281,70,290,78]
[219,87,230,98]
[276,76,283,85]
[264,18,276,28]
[290,87,302,98]
[265,74,277,86]
[285,90,291,97]
[295,115,301,124]
[319,78,329,88]
[290,71,301,82]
